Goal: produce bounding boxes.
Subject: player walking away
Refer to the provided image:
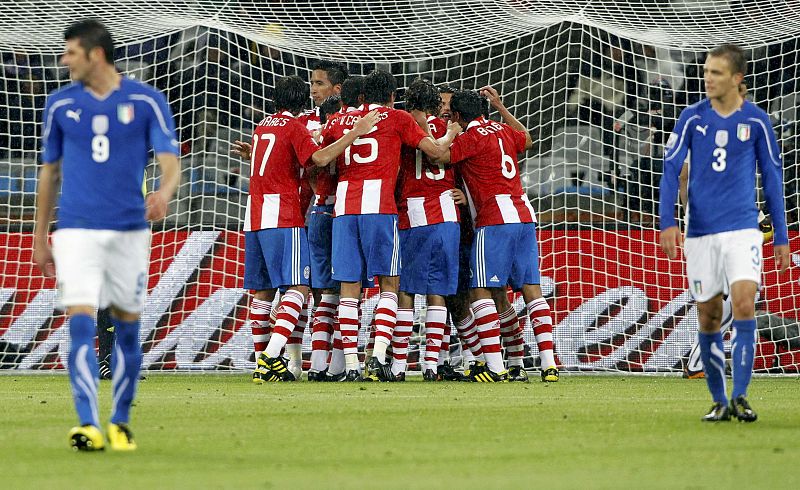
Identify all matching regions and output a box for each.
[319,70,459,381]
[233,76,378,383]
[308,77,366,382]
[34,20,181,451]
[432,88,557,382]
[659,44,790,422]
[392,78,464,381]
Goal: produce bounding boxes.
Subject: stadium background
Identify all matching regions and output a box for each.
[1,0,800,374]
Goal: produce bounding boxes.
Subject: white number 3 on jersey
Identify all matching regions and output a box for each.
[712,147,726,172]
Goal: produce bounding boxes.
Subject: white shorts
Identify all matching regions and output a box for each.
[684,228,762,302]
[52,228,151,313]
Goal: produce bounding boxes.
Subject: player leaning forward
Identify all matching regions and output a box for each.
[659,44,790,422]
[34,20,181,451]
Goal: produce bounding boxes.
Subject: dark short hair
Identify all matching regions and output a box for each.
[438,83,457,95]
[341,76,364,107]
[405,78,441,115]
[310,60,349,86]
[363,70,397,105]
[275,75,310,114]
[450,90,484,122]
[708,44,747,76]
[64,19,115,64]
[319,95,342,124]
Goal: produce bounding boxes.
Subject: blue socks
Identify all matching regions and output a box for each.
[698,331,727,404]
[110,318,143,425]
[731,319,757,399]
[68,314,100,427]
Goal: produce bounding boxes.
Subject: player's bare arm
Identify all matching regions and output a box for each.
[479,85,533,150]
[146,152,181,222]
[421,121,461,164]
[33,162,61,277]
[313,109,380,167]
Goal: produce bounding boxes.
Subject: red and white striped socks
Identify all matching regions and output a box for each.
[328,320,345,375]
[471,299,504,373]
[286,303,309,371]
[338,298,361,371]
[527,298,556,368]
[310,294,338,372]
[249,298,272,355]
[390,308,414,376]
[499,306,525,367]
[423,306,447,371]
[455,312,483,363]
[372,292,398,363]
[264,289,305,358]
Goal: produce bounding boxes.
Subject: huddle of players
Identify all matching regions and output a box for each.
[234,60,559,383]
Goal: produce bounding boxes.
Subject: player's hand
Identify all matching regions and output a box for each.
[774,244,791,274]
[231,140,252,161]
[450,188,467,205]
[479,85,503,109]
[446,120,462,135]
[33,239,56,278]
[145,191,170,222]
[352,109,380,136]
[659,226,682,259]
[311,129,322,144]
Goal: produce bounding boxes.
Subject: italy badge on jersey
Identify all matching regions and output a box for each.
[737,123,751,142]
[118,103,135,124]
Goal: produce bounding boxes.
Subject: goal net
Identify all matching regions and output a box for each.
[1,0,799,374]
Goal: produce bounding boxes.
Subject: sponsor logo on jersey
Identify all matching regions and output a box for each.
[118,103,135,124]
[66,109,81,123]
[695,125,708,136]
[737,123,751,142]
[715,129,728,147]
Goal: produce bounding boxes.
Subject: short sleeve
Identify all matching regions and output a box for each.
[145,89,180,155]
[510,127,527,153]
[292,122,320,168]
[397,111,427,149]
[449,132,477,164]
[40,96,63,164]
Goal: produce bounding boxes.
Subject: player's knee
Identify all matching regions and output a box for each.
[67,305,96,318]
[731,297,756,319]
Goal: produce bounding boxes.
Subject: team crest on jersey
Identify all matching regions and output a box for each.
[92,114,109,134]
[117,103,135,124]
[737,123,751,142]
[715,129,728,147]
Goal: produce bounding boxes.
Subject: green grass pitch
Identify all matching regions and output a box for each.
[2,375,799,488]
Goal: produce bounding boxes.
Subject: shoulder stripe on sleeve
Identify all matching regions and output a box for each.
[129,94,172,136]
[42,98,74,142]
[664,114,700,162]
[747,117,781,166]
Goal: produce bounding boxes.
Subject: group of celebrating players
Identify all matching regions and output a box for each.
[231,60,559,384]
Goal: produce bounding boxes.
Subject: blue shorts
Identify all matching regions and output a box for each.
[244,227,311,290]
[307,205,336,290]
[331,214,400,282]
[400,222,460,296]
[470,223,541,290]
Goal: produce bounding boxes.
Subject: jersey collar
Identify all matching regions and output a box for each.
[466,118,484,130]
[280,110,295,118]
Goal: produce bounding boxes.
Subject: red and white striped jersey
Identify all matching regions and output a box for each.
[397,115,459,229]
[449,117,535,228]
[244,111,319,231]
[313,106,356,206]
[322,104,427,216]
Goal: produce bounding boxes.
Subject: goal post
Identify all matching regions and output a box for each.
[1,1,798,373]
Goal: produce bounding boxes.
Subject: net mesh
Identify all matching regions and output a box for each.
[1,0,799,373]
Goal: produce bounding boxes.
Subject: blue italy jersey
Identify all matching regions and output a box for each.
[659,99,788,245]
[41,77,179,230]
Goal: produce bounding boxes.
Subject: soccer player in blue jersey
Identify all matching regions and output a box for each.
[33,20,181,450]
[659,44,791,422]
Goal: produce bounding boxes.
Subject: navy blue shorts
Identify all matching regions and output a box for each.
[399,222,460,296]
[244,227,311,290]
[331,214,400,282]
[470,223,540,290]
[307,205,336,290]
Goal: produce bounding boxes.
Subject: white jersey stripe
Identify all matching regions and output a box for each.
[361,180,382,214]
[129,94,172,137]
[243,195,253,232]
[495,195,521,223]
[522,195,537,223]
[407,197,428,227]
[41,98,74,147]
[335,181,348,216]
[748,117,782,166]
[665,114,701,162]
[439,191,458,223]
[260,194,280,229]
